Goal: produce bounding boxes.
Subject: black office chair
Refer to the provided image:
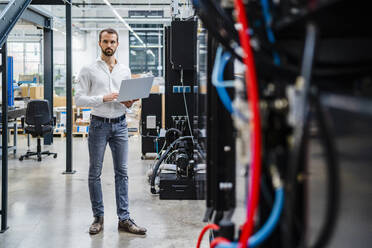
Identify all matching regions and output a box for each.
[19,100,57,162]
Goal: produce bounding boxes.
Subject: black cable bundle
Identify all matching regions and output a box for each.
[310,93,340,248]
[150,136,193,194]
[191,0,243,62]
[284,23,340,248]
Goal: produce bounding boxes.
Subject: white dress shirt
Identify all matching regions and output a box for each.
[75,57,131,118]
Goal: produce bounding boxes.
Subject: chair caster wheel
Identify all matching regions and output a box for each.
[37,157,42,162]
[53,154,57,159]
[19,156,23,161]
[141,155,145,160]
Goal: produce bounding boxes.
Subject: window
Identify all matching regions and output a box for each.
[8,41,43,83]
[129,24,164,77]
[128,10,164,18]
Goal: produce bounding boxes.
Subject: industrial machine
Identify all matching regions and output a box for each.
[148,19,206,200]
[140,93,164,159]
[190,0,372,248]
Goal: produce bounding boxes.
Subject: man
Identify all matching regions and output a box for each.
[75,28,146,235]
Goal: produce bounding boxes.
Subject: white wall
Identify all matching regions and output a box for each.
[72,31,98,77]
[53,29,130,78]
[116,30,130,67]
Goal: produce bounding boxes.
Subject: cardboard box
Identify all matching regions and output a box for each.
[21,86,44,99]
[150,85,159,93]
[53,96,75,107]
[21,86,28,97]
[54,96,65,107]
[75,119,90,126]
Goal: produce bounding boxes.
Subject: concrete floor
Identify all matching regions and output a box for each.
[2,108,371,248]
[0,135,210,248]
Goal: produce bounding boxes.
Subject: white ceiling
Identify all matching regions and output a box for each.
[41,0,198,32]
[1,0,194,38]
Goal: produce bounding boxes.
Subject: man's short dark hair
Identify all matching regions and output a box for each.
[99,28,119,42]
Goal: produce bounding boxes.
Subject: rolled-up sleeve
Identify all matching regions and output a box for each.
[75,66,104,107]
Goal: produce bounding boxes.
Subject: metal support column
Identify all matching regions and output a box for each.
[206,37,236,213]
[63,2,75,174]
[0,0,33,48]
[1,42,9,233]
[43,19,54,145]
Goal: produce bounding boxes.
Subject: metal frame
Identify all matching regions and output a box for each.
[0,3,54,146]
[0,0,33,48]
[1,43,9,233]
[63,2,75,174]
[43,19,54,145]
[0,0,73,233]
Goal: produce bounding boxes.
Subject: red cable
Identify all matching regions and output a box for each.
[196,1,262,247]
[210,237,231,248]
[196,224,220,248]
[233,0,262,248]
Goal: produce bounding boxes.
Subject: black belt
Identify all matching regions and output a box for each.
[91,114,125,123]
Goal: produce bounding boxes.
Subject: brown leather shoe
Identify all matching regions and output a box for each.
[118,218,147,235]
[89,216,104,235]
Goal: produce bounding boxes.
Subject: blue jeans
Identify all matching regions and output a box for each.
[88,117,129,221]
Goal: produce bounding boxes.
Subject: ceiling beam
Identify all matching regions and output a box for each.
[66,17,171,24]
[72,3,171,7]
[31,0,71,4]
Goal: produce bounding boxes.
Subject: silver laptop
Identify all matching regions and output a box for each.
[117,76,154,102]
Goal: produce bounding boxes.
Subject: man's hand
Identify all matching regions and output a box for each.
[121,99,139,108]
[103,93,118,102]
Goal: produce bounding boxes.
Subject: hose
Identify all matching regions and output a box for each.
[150,136,193,194]
[212,187,284,248]
[308,94,339,248]
[212,46,248,122]
[210,185,284,248]
[234,0,263,247]
[285,23,317,248]
[260,0,281,65]
[196,224,220,248]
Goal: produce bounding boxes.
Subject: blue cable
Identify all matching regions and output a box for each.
[215,187,284,248]
[155,138,159,159]
[212,47,234,114]
[260,0,281,65]
[212,47,235,88]
[192,0,199,8]
[212,47,248,122]
[260,0,275,43]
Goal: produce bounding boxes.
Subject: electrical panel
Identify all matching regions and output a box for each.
[170,20,197,70]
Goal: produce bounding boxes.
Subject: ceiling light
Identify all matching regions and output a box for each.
[146,49,155,58]
[52,27,66,36]
[102,0,146,47]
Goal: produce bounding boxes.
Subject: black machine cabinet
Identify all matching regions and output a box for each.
[206,37,236,212]
[170,20,197,70]
[141,93,164,158]
[155,20,206,200]
[165,21,197,134]
[159,173,206,200]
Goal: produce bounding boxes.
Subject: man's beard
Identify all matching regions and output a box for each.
[102,47,115,56]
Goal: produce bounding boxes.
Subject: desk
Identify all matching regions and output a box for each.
[0,107,26,120]
[0,107,26,157]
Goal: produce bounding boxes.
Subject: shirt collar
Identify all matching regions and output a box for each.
[96,56,119,65]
